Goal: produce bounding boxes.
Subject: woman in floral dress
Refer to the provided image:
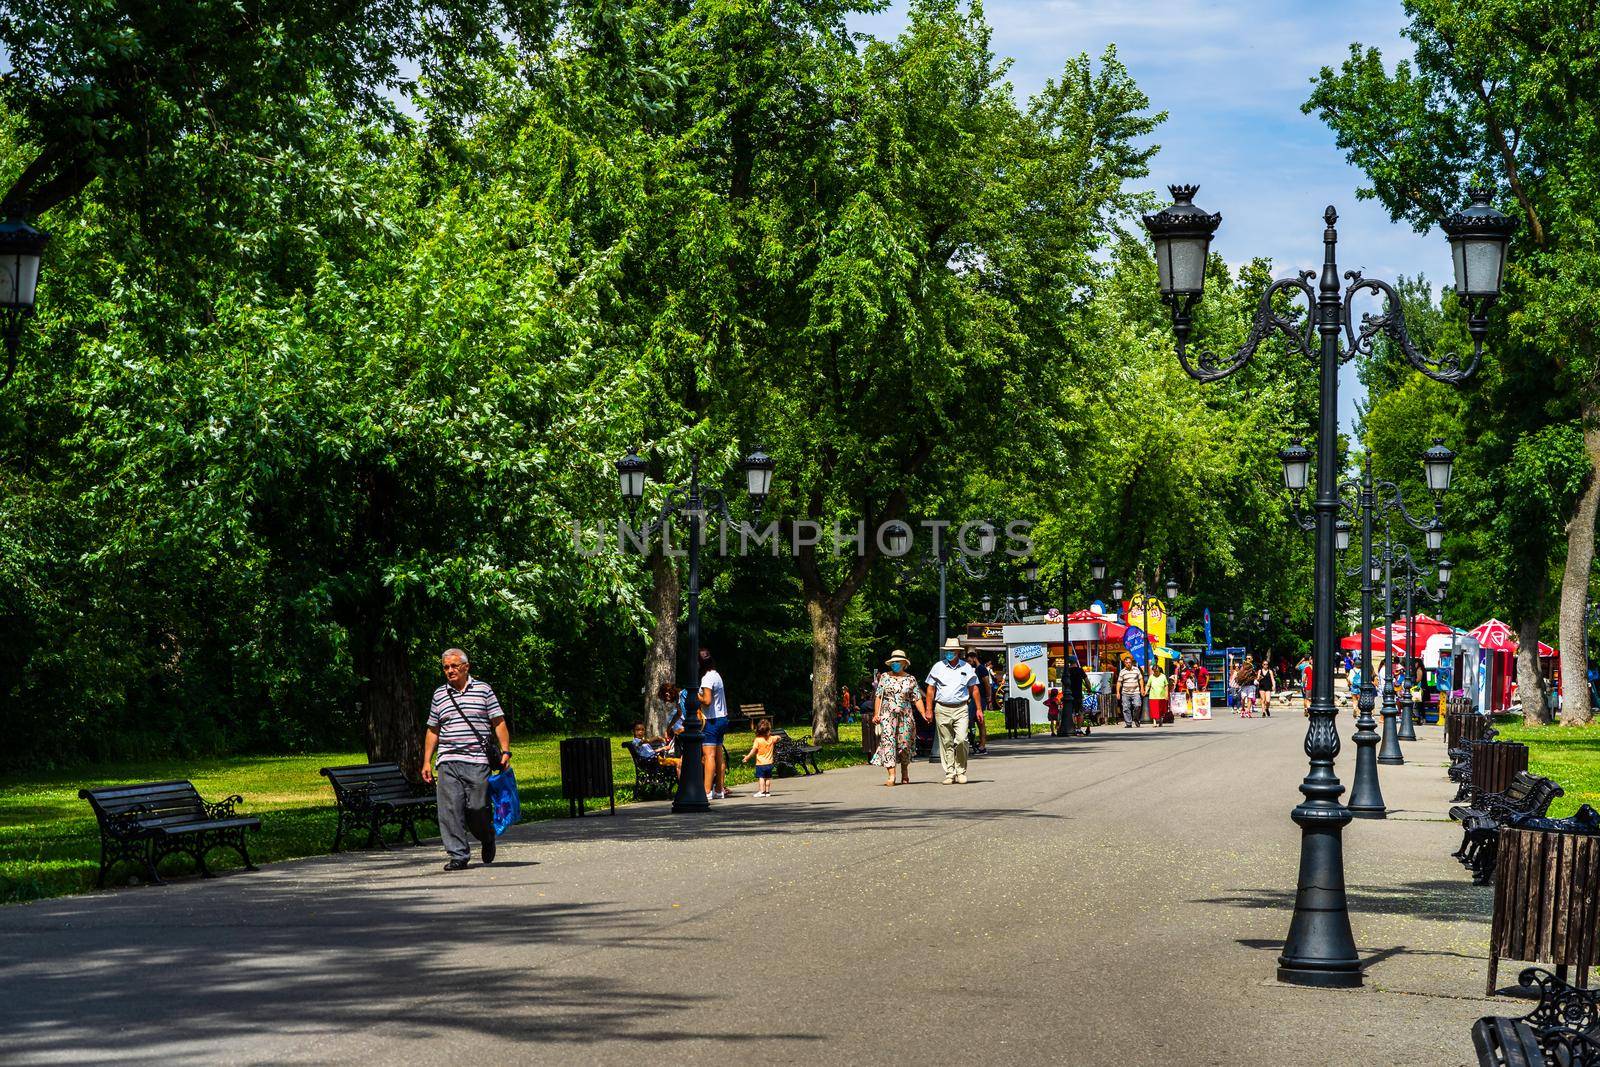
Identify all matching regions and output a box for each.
[873,649,928,786]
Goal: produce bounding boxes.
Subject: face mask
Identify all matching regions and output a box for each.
[944,652,957,663]
[890,662,903,673]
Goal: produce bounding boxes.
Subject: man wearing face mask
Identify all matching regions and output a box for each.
[925,637,980,784]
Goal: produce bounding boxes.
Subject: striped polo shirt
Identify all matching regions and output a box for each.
[427,678,504,765]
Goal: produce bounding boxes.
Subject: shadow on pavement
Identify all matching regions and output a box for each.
[0,875,816,1062]
[1203,879,1492,925]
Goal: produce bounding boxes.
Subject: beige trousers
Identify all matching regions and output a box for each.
[934,701,969,779]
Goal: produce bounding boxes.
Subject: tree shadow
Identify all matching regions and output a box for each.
[1200,879,1492,925]
[0,869,818,1062]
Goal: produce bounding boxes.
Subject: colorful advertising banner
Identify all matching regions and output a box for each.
[1127,594,1169,661]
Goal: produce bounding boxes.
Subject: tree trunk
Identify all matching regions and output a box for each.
[356,631,422,776]
[806,592,842,743]
[1557,417,1600,725]
[643,551,681,736]
[1516,615,1553,725]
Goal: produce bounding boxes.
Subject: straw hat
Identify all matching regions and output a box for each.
[940,636,964,652]
[885,649,911,667]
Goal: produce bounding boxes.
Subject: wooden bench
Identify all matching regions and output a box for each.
[738,703,770,734]
[773,730,822,776]
[622,739,678,801]
[1474,967,1600,1066]
[319,762,438,851]
[1451,772,1564,885]
[79,780,262,888]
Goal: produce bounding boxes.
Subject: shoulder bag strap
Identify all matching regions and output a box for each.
[443,685,498,761]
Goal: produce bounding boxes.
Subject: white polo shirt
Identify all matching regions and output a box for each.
[925,659,977,706]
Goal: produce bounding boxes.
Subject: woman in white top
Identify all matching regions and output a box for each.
[699,650,732,799]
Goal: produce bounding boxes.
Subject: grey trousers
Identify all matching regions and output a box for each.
[437,761,491,861]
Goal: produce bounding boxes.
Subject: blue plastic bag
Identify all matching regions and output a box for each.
[488,768,520,835]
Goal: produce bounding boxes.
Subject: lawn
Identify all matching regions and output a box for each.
[1,713,1016,904]
[1489,719,1600,817]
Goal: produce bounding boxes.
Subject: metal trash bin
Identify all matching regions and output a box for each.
[559,736,615,817]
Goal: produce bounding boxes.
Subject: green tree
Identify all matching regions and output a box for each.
[1306,0,1600,721]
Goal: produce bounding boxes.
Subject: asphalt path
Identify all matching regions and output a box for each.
[0,711,1500,1065]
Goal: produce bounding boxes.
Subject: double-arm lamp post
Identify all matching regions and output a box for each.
[884,522,994,648]
[1142,184,1511,988]
[1320,447,1453,814]
[616,446,775,813]
[1389,540,1453,741]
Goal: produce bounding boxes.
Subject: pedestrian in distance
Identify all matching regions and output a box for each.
[1147,663,1171,726]
[966,650,992,755]
[873,649,927,786]
[740,719,778,797]
[1115,654,1145,728]
[925,637,979,784]
[1234,656,1260,717]
[1062,654,1090,736]
[698,649,733,799]
[657,682,688,764]
[421,648,511,872]
[1258,661,1276,717]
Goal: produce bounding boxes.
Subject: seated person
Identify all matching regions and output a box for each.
[631,722,682,770]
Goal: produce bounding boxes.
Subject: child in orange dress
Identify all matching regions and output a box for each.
[741,719,778,797]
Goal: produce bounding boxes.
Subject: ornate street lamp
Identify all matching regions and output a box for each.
[1145,183,1508,989]
[0,209,49,390]
[895,520,993,649]
[1335,520,1352,554]
[1110,578,1125,603]
[1091,556,1107,582]
[1421,439,1457,496]
[1165,578,1180,602]
[617,446,774,813]
[1336,452,1451,797]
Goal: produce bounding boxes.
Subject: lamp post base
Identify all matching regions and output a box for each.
[1377,709,1404,765]
[1278,805,1363,988]
[1398,699,1418,742]
[671,730,712,813]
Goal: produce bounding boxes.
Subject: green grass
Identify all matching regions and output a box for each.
[1489,719,1600,817]
[0,716,916,904]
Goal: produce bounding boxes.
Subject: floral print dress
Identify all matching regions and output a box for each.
[872,673,918,767]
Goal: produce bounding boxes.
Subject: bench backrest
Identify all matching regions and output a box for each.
[79,780,205,829]
[320,762,418,805]
[1529,777,1566,818]
[621,740,655,768]
[739,704,765,715]
[1500,772,1539,805]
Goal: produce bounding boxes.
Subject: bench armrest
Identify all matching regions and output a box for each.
[203,794,245,819]
[1517,967,1600,1033]
[105,803,153,839]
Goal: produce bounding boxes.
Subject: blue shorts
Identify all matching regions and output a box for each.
[755,764,774,779]
[702,717,729,745]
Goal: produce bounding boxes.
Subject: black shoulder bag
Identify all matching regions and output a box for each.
[444,686,504,772]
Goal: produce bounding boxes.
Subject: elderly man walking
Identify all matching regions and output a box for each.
[925,637,979,785]
[422,648,511,871]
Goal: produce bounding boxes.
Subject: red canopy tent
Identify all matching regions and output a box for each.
[1339,614,1453,656]
[1469,618,1558,710]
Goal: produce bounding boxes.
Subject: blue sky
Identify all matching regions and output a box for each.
[851,0,1445,433]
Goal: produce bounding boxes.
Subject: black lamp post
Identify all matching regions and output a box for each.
[1337,447,1453,804]
[0,209,49,390]
[1144,184,1509,989]
[1390,543,1450,740]
[887,521,994,650]
[617,446,774,813]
